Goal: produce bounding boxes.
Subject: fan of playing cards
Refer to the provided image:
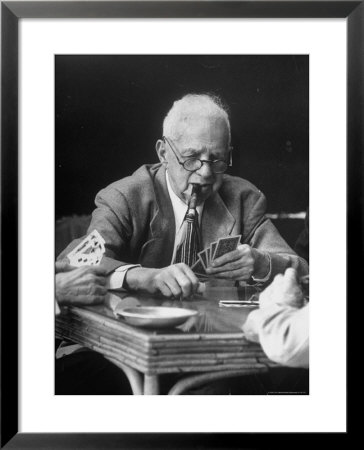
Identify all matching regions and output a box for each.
[191,235,241,278]
[67,230,105,267]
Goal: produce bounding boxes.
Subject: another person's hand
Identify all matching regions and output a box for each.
[124,263,205,299]
[55,263,108,306]
[205,244,269,281]
[259,268,304,309]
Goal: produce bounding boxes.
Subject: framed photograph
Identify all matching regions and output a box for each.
[2,0,360,447]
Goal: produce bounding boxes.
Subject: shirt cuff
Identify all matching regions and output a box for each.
[251,252,272,283]
[107,264,141,290]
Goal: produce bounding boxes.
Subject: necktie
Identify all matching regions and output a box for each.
[173,185,201,267]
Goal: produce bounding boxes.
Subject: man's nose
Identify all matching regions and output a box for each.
[195,161,214,179]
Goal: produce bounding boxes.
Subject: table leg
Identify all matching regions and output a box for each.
[106,357,143,395]
[167,368,267,395]
[144,374,160,395]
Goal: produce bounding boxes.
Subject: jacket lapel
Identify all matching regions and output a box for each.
[140,165,176,268]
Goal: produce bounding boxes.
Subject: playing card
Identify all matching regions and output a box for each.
[67,237,92,258]
[67,229,105,266]
[69,253,93,266]
[86,230,105,255]
[88,240,105,256]
[198,249,210,270]
[67,229,105,259]
[206,248,211,266]
[68,252,102,267]
[213,235,241,261]
[210,241,217,261]
[191,259,209,278]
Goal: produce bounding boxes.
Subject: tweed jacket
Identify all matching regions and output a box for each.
[60,163,308,283]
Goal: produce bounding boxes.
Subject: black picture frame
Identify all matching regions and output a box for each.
[1,1,360,448]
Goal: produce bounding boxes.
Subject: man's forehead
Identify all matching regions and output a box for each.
[178,141,227,153]
[174,116,228,144]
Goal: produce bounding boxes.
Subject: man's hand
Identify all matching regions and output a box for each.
[55,263,108,306]
[259,268,304,309]
[205,244,269,281]
[124,263,205,299]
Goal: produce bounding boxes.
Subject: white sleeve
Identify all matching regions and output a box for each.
[251,252,272,284]
[242,304,309,368]
[107,264,141,290]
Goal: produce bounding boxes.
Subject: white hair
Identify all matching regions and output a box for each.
[163,94,231,144]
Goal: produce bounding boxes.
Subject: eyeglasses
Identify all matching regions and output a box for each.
[162,136,232,174]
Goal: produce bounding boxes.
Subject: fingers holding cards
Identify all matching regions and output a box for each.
[192,235,241,278]
[213,235,241,261]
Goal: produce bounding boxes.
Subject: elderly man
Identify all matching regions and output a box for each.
[60,93,308,297]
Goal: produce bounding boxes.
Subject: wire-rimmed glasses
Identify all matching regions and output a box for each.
[162,136,232,174]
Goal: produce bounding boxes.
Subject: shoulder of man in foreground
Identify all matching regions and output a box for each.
[243,302,309,368]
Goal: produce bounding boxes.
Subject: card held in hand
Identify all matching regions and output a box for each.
[67,229,105,267]
[212,235,241,260]
[210,241,217,261]
[198,249,209,270]
[191,258,209,279]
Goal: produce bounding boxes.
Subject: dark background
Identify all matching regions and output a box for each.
[55,55,308,222]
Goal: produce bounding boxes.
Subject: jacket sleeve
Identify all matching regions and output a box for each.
[57,186,134,274]
[243,191,309,281]
[242,303,309,368]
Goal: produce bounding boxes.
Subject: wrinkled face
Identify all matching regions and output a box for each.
[156,114,230,204]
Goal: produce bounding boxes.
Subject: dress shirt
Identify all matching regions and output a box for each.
[107,264,140,290]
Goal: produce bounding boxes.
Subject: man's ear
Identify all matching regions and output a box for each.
[156,139,168,166]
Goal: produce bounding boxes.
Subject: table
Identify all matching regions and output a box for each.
[55,285,277,394]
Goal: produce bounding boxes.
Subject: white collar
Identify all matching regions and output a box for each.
[166,171,204,232]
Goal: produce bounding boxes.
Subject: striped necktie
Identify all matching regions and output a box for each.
[173,185,201,267]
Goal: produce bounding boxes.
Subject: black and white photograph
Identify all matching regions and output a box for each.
[55,55,309,396]
[2,0,358,444]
